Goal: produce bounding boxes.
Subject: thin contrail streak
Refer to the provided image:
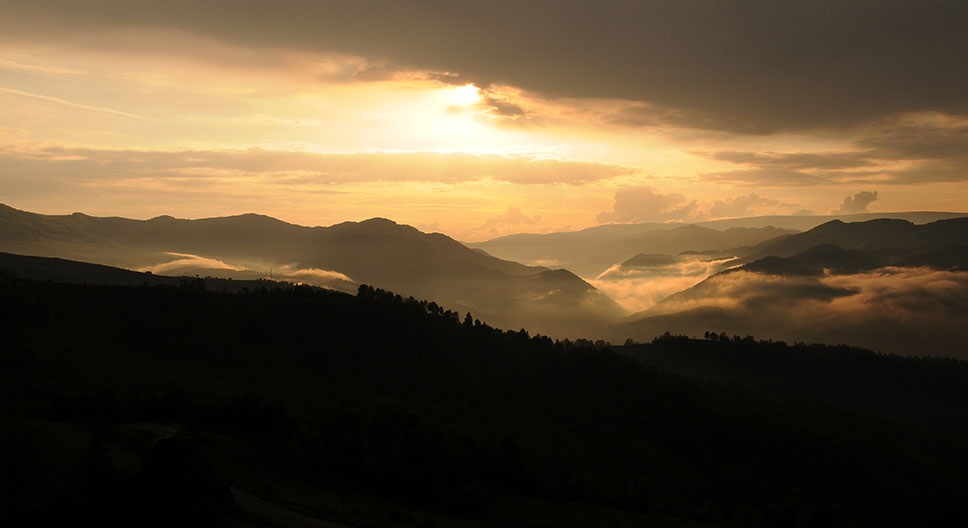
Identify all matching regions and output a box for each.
[0,85,151,120]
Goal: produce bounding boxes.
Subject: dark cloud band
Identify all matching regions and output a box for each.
[3,0,967,133]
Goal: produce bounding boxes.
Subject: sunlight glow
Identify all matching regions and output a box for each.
[451,84,482,106]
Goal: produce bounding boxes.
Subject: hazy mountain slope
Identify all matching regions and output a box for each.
[471,223,794,278]
[0,204,622,337]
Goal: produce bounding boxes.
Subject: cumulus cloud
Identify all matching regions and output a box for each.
[4,1,966,132]
[596,187,698,224]
[597,187,791,224]
[708,193,780,218]
[834,191,879,213]
[483,207,540,228]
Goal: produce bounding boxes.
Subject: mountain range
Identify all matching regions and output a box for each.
[4,203,967,357]
[469,211,968,279]
[470,223,796,278]
[0,203,621,337]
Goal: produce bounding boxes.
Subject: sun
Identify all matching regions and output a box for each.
[451,83,482,106]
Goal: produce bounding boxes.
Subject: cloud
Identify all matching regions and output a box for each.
[701,150,874,171]
[483,207,540,228]
[709,193,780,218]
[646,267,968,332]
[137,254,356,291]
[855,118,968,160]
[475,206,543,238]
[617,267,968,357]
[597,187,792,224]
[696,150,877,186]
[275,266,356,292]
[592,256,736,312]
[0,84,150,120]
[3,1,967,133]
[140,252,243,274]
[483,96,526,118]
[280,267,354,284]
[663,268,968,322]
[596,187,698,224]
[0,146,633,187]
[834,191,879,213]
[823,268,968,315]
[697,115,968,185]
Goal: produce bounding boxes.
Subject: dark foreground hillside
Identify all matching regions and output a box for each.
[2,275,968,527]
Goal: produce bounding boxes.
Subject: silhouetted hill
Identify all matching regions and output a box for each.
[0,252,301,293]
[737,217,968,264]
[0,204,623,337]
[3,274,968,526]
[739,243,968,276]
[692,211,968,230]
[741,245,898,276]
[620,253,682,268]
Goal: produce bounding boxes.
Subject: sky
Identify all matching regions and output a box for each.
[1,0,966,241]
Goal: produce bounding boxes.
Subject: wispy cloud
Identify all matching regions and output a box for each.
[694,115,968,186]
[140,252,242,274]
[0,146,633,186]
[0,85,151,120]
[0,57,82,75]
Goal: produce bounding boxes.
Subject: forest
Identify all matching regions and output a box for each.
[2,273,968,527]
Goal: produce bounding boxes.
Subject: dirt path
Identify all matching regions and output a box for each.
[230,485,351,528]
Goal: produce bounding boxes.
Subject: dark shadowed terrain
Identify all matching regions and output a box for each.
[3,272,968,527]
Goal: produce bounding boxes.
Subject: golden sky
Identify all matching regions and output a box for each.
[1,1,966,241]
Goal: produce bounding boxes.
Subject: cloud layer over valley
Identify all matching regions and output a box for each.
[616,267,968,357]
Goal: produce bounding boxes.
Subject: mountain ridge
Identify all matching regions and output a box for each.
[0,203,622,337]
